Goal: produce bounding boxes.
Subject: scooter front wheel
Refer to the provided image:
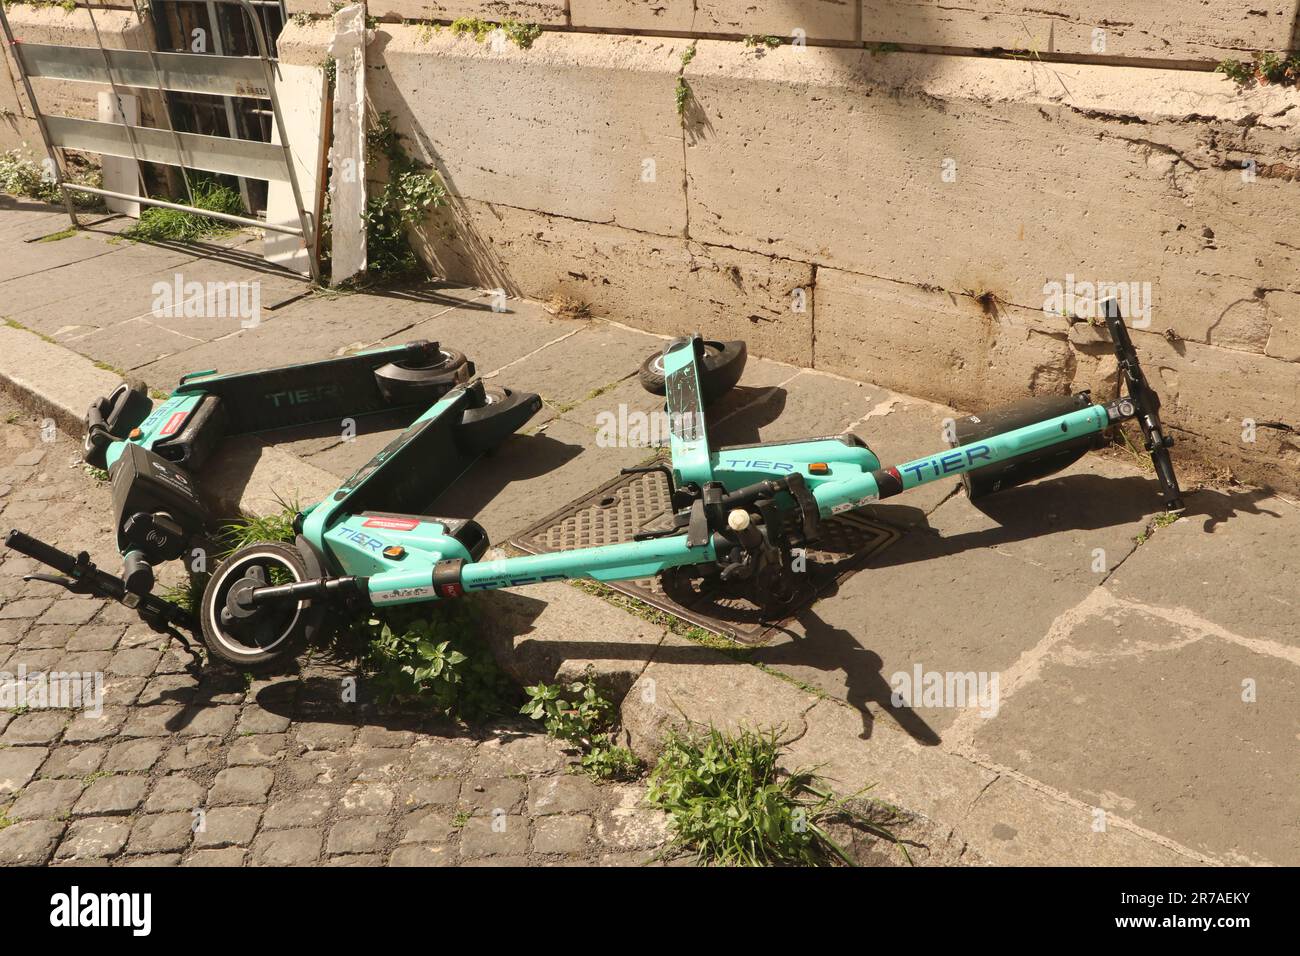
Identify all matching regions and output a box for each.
[200,542,328,670]
[638,340,746,400]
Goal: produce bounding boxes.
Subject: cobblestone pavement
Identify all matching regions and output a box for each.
[0,397,671,866]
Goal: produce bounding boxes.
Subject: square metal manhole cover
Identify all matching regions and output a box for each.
[510,462,903,643]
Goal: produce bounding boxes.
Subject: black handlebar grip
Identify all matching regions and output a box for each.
[121,550,155,597]
[4,529,77,575]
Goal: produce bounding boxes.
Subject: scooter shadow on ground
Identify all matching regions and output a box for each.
[863,472,1283,570]
[756,590,942,747]
[748,474,1283,747]
[706,385,789,446]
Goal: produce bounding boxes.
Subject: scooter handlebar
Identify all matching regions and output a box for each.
[1102,299,1185,512]
[4,529,80,576]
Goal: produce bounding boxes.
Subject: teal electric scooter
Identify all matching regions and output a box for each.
[4,339,536,640]
[187,299,1182,669]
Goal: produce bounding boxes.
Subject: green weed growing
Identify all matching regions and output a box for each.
[647,725,896,866]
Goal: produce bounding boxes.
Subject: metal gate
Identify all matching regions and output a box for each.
[0,0,318,282]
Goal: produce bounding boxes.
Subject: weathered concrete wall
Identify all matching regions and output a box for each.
[279,19,1300,492]
[284,1,1300,62]
[0,6,158,154]
[571,1,860,43]
[288,0,567,24]
[859,2,1300,62]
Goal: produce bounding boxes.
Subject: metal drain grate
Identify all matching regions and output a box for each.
[510,464,902,643]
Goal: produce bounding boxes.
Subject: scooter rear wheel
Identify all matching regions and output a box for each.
[373,347,470,405]
[200,542,327,670]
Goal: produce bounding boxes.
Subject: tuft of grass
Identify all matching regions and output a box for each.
[646,725,897,866]
[219,497,299,552]
[545,293,592,321]
[122,179,243,243]
[36,227,76,243]
[1113,423,1155,473]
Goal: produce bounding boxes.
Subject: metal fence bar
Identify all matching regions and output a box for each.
[61,184,302,235]
[16,44,271,98]
[47,115,292,180]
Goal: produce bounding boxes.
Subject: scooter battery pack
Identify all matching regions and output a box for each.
[150,394,228,471]
[111,442,209,558]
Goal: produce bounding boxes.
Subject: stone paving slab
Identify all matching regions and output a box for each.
[969,594,1300,865]
[1105,488,1300,650]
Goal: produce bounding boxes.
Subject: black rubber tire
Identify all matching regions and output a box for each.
[200,541,328,670]
[638,340,747,401]
[373,347,470,405]
[458,385,542,454]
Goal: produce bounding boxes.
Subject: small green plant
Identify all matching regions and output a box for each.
[122,178,243,243]
[450,16,494,42]
[521,670,640,779]
[0,812,12,831]
[449,17,541,49]
[1216,51,1300,87]
[1135,509,1181,545]
[365,603,511,718]
[521,671,615,747]
[674,43,698,118]
[502,20,542,49]
[0,148,58,204]
[647,725,895,866]
[675,76,692,116]
[82,464,110,483]
[743,35,781,49]
[161,575,206,615]
[361,111,448,279]
[580,742,641,781]
[868,41,901,55]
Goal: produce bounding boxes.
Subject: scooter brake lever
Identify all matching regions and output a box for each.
[23,573,87,593]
